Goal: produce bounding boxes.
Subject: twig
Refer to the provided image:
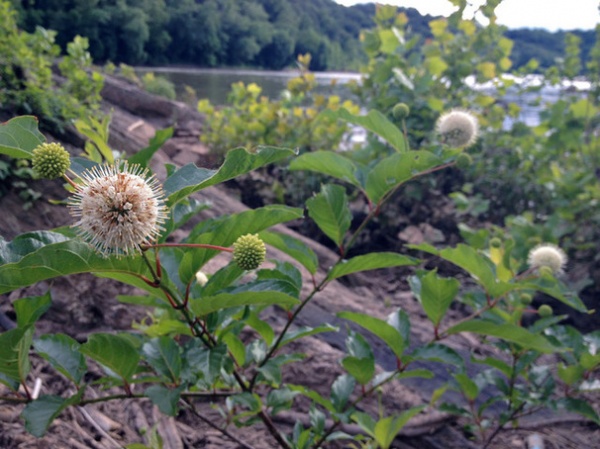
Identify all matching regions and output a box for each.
[181,399,258,449]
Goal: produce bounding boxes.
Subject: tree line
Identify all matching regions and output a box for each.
[9,0,597,72]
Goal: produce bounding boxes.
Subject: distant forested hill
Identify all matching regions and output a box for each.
[8,0,596,72]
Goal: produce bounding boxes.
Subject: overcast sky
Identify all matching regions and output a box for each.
[333,0,600,31]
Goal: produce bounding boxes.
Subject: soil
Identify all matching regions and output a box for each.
[0,75,598,449]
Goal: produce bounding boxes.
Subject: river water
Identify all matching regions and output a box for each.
[136,67,590,128]
[135,67,361,105]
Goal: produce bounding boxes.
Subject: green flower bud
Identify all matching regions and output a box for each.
[233,234,266,271]
[392,103,410,120]
[538,304,553,318]
[32,142,70,179]
[490,237,502,249]
[456,152,473,169]
[519,293,532,306]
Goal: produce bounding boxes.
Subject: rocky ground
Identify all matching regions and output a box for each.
[0,75,598,448]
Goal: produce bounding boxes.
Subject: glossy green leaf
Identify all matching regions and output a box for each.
[288,384,335,412]
[321,108,406,153]
[288,150,362,187]
[146,385,183,417]
[80,333,140,380]
[328,252,419,281]
[164,146,296,205]
[14,291,52,328]
[0,328,27,383]
[338,311,405,359]
[343,331,375,385]
[306,184,351,248]
[438,244,506,296]
[190,291,298,317]
[246,312,275,347]
[365,151,443,205]
[142,337,182,383]
[267,388,299,415]
[34,334,86,384]
[446,320,559,353]
[260,231,318,275]
[373,407,426,449]
[410,270,459,327]
[0,231,160,297]
[22,395,70,437]
[221,332,246,366]
[0,116,44,159]
[128,127,173,167]
[331,374,355,412]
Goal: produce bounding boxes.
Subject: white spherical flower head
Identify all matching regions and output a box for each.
[527,243,567,276]
[69,161,168,257]
[436,109,479,148]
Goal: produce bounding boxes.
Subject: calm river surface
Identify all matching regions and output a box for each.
[135,67,361,105]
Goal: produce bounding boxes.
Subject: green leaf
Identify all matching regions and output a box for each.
[342,356,375,386]
[22,395,70,437]
[277,324,338,349]
[373,407,426,449]
[246,312,275,347]
[128,127,173,167]
[321,108,406,153]
[34,334,86,384]
[267,388,299,415]
[338,311,405,359]
[446,320,560,353]
[453,373,479,401]
[14,291,52,328]
[0,328,27,383]
[17,326,33,384]
[408,343,464,368]
[342,331,375,385]
[306,184,351,248]
[328,252,418,281]
[80,333,140,380]
[410,271,459,327]
[553,397,600,424]
[288,151,362,187]
[365,151,443,205]
[221,332,246,366]
[164,146,296,205]
[331,374,355,412]
[145,385,183,417]
[260,231,318,275]
[196,345,227,385]
[0,231,164,297]
[189,291,298,317]
[0,116,45,159]
[439,244,507,296]
[142,337,181,383]
[288,384,335,412]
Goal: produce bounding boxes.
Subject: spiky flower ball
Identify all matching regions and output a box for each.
[31,142,70,179]
[436,109,479,148]
[69,161,168,257]
[233,234,266,271]
[392,103,410,120]
[527,243,567,276]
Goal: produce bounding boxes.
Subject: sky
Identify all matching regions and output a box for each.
[333,0,600,31]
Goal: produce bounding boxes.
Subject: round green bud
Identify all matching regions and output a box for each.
[233,234,266,271]
[392,103,410,120]
[519,293,532,306]
[455,152,473,170]
[32,142,70,179]
[489,237,502,249]
[538,304,553,318]
[538,265,555,280]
